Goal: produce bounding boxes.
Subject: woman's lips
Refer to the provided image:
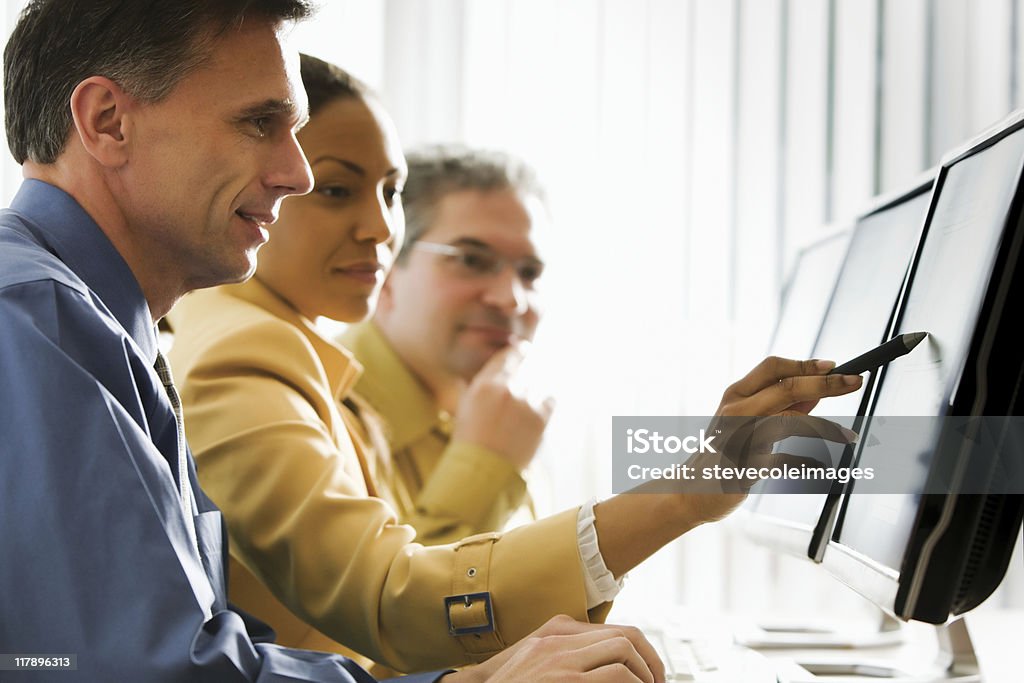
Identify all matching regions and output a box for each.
[333,262,384,285]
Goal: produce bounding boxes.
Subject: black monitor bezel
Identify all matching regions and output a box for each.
[819,109,1024,623]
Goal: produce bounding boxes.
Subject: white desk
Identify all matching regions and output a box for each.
[611,602,1023,682]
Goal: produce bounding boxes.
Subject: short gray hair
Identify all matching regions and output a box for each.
[397,145,547,262]
[5,0,315,165]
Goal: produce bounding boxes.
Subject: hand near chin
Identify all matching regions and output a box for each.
[453,341,554,471]
[682,356,862,522]
[443,615,665,683]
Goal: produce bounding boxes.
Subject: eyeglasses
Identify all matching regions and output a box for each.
[411,240,544,287]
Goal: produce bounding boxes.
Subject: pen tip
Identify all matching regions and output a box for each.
[905,331,928,348]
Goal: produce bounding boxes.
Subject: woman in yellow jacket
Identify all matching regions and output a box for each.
[168,55,599,674]
[168,54,861,676]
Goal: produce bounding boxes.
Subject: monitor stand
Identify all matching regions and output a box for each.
[733,608,903,649]
[773,618,982,682]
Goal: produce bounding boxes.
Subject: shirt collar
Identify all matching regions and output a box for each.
[10,179,158,362]
[341,321,443,450]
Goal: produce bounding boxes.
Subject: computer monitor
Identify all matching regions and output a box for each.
[821,110,1024,625]
[765,227,852,361]
[742,174,935,561]
[737,226,849,560]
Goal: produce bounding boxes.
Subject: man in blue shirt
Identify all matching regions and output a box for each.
[0,1,664,682]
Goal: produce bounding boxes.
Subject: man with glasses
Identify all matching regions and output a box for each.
[341,146,551,546]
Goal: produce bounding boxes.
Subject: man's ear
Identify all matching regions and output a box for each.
[69,76,132,168]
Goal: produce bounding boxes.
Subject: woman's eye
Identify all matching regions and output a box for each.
[383,186,402,206]
[317,186,352,200]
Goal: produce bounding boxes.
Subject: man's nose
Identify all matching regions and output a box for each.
[268,131,314,197]
[481,266,530,315]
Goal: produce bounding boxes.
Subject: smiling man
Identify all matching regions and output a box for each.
[0,3,660,681]
[0,0,338,677]
[341,146,551,544]
[0,2,863,679]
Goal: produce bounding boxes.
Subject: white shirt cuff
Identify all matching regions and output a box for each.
[577,497,625,609]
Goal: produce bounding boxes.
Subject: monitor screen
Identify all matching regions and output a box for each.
[742,179,932,558]
[767,229,851,361]
[812,184,933,417]
[823,114,1024,623]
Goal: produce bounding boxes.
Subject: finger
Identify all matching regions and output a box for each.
[727,356,836,398]
[755,414,860,445]
[595,625,665,683]
[568,637,655,683]
[583,663,645,683]
[533,621,640,643]
[725,453,845,494]
[736,372,862,415]
[529,616,664,681]
[530,614,594,638]
[731,447,839,472]
[635,631,666,683]
[473,341,526,383]
[789,398,819,414]
[770,452,848,471]
[535,395,556,421]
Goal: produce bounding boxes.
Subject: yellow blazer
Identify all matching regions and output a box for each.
[167,277,602,673]
[341,321,534,545]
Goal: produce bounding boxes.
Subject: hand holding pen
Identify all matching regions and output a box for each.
[828,332,929,376]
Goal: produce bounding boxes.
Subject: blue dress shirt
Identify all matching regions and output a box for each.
[0,180,450,683]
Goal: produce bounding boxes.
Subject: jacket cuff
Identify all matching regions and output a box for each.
[476,508,593,645]
[446,532,506,661]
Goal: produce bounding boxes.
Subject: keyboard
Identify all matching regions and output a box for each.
[650,628,780,682]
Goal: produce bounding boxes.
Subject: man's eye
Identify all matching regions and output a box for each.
[459,251,496,273]
[518,264,544,285]
[251,117,271,137]
[317,186,352,200]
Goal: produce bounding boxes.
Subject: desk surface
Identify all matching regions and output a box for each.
[610,601,1023,682]
[960,604,1022,682]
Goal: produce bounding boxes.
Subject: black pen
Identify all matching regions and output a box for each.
[828,332,929,376]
